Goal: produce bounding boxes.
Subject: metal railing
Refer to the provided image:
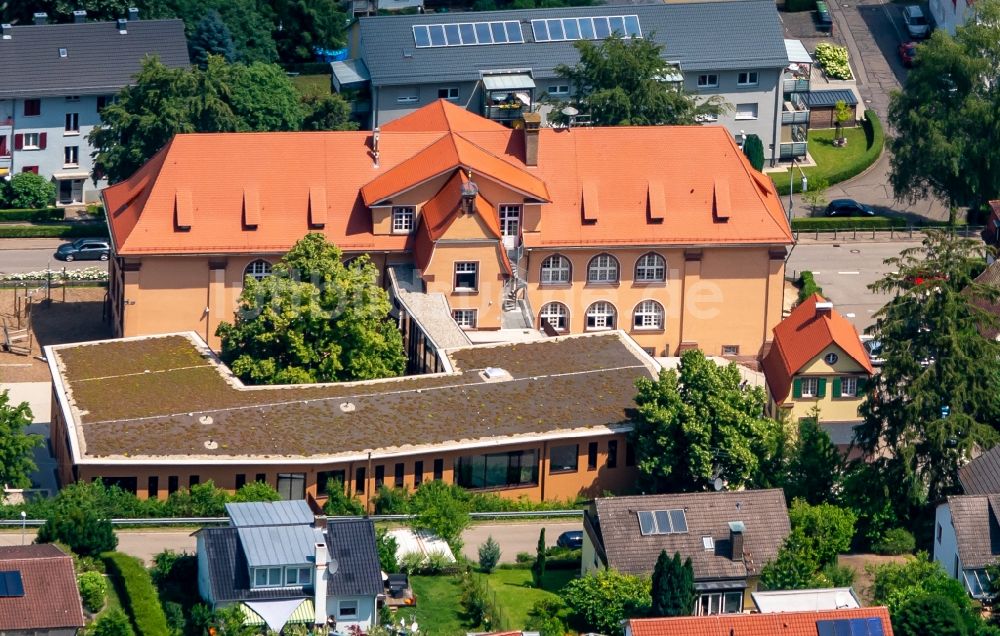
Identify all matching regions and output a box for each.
[781,110,810,125]
[782,78,811,93]
[793,225,985,241]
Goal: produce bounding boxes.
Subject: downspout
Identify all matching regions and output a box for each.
[771,67,782,167]
[540,440,547,502]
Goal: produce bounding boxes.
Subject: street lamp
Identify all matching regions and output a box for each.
[788,159,809,220]
[20,510,26,545]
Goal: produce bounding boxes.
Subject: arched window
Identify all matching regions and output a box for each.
[633,300,665,330]
[244,259,272,281]
[540,254,571,284]
[587,254,619,283]
[586,301,617,330]
[635,252,666,282]
[538,302,569,332]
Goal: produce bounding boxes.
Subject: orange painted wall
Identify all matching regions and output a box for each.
[422,242,506,329]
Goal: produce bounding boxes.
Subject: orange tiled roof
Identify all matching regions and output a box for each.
[628,607,893,636]
[103,100,792,256]
[761,294,874,404]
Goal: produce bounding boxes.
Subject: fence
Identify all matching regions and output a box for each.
[793,225,985,241]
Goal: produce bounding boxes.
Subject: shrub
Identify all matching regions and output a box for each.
[893,594,970,636]
[532,528,546,588]
[92,608,135,636]
[1,172,56,209]
[423,551,452,575]
[103,552,170,636]
[376,527,399,573]
[231,480,281,502]
[410,480,471,554]
[478,536,501,573]
[38,507,117,557]
[323,478,365,516]
[460,572,491,627]
[516,551,534,564]
[814,43,852,80]
[525,598,567,636]
[821,563,858,588]
[399,552,425,575]
[798,271,823,304]
[0,207,63,222]
[163,481,230,517]
[788,500,857,568]
[562,569,651,636]
[373,486,410,514]
[874,528,917,556]
[792,217,909,231]
[0,224,107,239]
[78,570,108,613]
[743,134,765,171]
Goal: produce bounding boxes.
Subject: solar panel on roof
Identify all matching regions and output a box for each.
[669,509,687,533]
[0,570,24,597]
[530,15,641,43]
[413,21,522,48]
[863,618,885,636]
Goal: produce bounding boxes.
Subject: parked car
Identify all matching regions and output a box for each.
[825,199,875,217]
[898,42,918,67]
[53,238,110,262]
[815,0,833,33]
[903,5,930,38]
[556,530,583,549]
[861,336,884,367]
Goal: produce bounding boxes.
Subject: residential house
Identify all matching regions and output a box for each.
[47,330,656,507]
[197,500,383,632]
[968,258,999,340]
[102,99,793,360]
[762,294,874,453]
[986,201,1000,246]
[0,11,188,204]
[959,443,1000,495]
[625,607,894,636]
[933,495,999,600]
[336,1,809,164]
[582,490,790,615]
[0,544,86,636]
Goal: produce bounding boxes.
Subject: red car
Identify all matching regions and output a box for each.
[898,42,918,67]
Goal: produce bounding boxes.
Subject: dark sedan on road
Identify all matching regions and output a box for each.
[53,238,110,262]
[826,199,876,217]
[556,530,583,549]
[898,42,918,67]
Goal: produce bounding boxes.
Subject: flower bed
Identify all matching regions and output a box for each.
[0,267,108,282]
[814,43,853,80]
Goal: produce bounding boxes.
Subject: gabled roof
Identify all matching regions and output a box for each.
[591,489,790,580]
[326,518,384,597]
[762,294,874,404]
[0,544,85,631]
[381,98,510,133]
[354,0,788,87]
[946,494,1000,570]
[226,500,315,527]
[200,527,309,603]
[0,19,189,98]
[960,444,1000,495]
[627,607,894,636]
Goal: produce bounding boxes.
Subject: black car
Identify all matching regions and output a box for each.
[54,238,110,262]
[556,530,583,549]
[825,199,875,217]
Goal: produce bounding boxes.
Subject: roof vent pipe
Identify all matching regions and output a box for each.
[127,7,139,20]
[117,18,127,32]
[1,24,11,39]
[73,9,86,23]
[33,12,48,25]
[816,301,833,315]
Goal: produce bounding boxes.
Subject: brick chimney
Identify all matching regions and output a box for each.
[816,301,833,317]
[313,540,329,625]
[522,112,541,167]
[729,521,745,562]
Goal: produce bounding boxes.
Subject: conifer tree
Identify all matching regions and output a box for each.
[189,10,237,68]
[651,550,696,617]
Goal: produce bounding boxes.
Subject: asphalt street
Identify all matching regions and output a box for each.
[0,238,109,275]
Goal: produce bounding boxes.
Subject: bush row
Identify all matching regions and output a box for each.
[371,483,585,515]
[798,271,823,303]
[103,552,171,636]
[0,223,108,239]
[791,216,957,230]
[0,207,64,222]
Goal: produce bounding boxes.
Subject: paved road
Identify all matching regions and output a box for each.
[0,521,582,565]
[0,239,108,275]
[786,240,922,332]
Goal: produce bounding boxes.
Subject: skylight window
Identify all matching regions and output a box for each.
[530,15,641,43]
[413,21,523,48]
[637,509,688,535]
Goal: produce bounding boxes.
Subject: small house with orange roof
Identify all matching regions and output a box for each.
[761,294,874,447]
[625,607,894,636]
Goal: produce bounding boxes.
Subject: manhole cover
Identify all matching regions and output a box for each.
[850,249,861,253]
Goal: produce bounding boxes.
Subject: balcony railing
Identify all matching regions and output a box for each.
[484,105,524,121]
[781,110,810,124]
[0,117,12,127]
[782,78,811,93]
[779,142,808,159]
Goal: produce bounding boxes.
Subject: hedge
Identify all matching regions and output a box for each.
[0,207,64,222]
[102,552,170,636]
[0,223,108,239]
[791,217,956,230]
[798,271,823,303]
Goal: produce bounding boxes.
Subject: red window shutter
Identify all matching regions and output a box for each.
[0,136,7,156]
[39,132,47,149]
[13,134,22,150]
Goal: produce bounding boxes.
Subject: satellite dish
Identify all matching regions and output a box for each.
[329,558,339,575]
[713,477,724,491]
[561,106,579,117]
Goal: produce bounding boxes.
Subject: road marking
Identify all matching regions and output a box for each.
[846,313,857,318]
[837,271,861,275]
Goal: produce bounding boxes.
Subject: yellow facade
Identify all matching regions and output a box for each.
[778,343,870,422]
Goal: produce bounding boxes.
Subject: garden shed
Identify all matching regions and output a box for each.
[805,89,858,129]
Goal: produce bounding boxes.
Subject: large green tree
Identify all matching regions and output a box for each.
[784,412,842,506]
[271,0,347,63]
[0,390,42,489]
[630,349,780,492]
[855,231,999,522]
[189,9,236,67]
[650,551,695,617]
[217,234,406,384]
[554,35,726,126]
[887,0,1000,212]
[562,569,651,635]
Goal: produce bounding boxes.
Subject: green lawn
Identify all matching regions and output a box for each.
[774,127,867,190]
[290,74,332,99]
[396,575,466,636]
[485,568,576,628]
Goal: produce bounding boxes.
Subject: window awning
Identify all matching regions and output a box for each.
[331,59,370,92]
[482,74,536,91]
[784,39,813,65]
[694,579,747,592]
[53,171,89,180]
[242,599,314,631]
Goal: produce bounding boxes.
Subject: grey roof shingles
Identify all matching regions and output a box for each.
[592,489,790,580]
[947,495,1000,570]
[0,19,189,98]
[226,500,316,528]
[201,527,308,604]
[960,444,1000,495]
[355,0,788,86]
[326,519,385,597]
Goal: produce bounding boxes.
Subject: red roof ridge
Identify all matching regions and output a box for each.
[721,128,793,242]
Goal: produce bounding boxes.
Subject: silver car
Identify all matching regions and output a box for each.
[903,5,930,39]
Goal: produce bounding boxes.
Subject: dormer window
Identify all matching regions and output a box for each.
[392,206,415,233]
[286,566,312,586]
[253,567,282,587]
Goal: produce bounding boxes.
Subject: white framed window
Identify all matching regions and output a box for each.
[722,345,740,356]
[587,253,619,283]
[452,309,477,329]
[586,301,617,330]
[702,536,714,551]
[547,85,570,95]
[539,302,568,331]
[65,112,79,134]
[540,254,571,284]
[392,206,415,233]
[285,566,312,586]
[339,600,358,618]
[499,204,521,239]
[65,95,80,102]
[840,376,857,397]
[253,567,282,588]
[244,259,272,281]
[397,89,419,104]
[697,74,718,88]
[635,252,665,282]
[697,591,743,615]
[438,87,459,100]
[633,300,664,330]
[800,377,819,398]
[64,145,79,166]
[737,71,759,86]
[454,262,478,291]
[735,103,758,120]
[22,132,39,149]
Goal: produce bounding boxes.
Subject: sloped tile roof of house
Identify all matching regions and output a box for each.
[590,490,789,580]
[960,444,1000,495]
[970,259,1000,340]
[761,294,873,404]
[103,100,792,257]
[946,494,1000,569]
[627,607,894,636]
[353,0,788,86]
[326,518,384,597]
[0,544,86,631]
[0,19,189,98]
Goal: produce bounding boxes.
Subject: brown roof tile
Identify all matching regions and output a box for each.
[960,445,1000,495]
[0,544,85,631]
[947,494,1000,569]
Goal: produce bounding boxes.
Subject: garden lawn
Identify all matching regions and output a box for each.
[291,74,332,99]
[396,575,466,636]
[485,568,576,629]
[773,123,881,196]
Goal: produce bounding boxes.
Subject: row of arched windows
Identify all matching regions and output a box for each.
[540,252,666,285]
[539,299,665,332]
